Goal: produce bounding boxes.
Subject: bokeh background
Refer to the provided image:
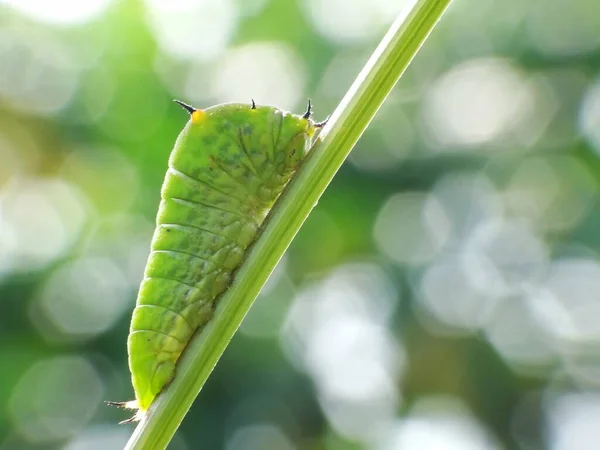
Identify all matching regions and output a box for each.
[1,0,600,448]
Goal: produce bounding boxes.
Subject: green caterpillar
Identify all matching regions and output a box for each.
[111,100,325,421]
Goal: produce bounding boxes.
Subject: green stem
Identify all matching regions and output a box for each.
[125,1,452,448]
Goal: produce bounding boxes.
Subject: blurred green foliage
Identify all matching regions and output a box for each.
[1,0,600,449]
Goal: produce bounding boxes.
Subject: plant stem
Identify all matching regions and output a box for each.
[125,0,452,448]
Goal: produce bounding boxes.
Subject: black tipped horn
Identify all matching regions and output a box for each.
[314,116,329,128]
[303,98,312,119]
[173,99,196,115]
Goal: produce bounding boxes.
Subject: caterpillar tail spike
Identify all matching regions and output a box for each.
[303,98,312,119]
[174,99,206,123]
[173,99,196,115]
[314,115,330,128]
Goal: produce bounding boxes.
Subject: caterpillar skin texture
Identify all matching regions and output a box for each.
[126,102,320,417]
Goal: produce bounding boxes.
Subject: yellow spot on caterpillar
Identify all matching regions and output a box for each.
[305,122,316,138]
[191,109,206,124]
